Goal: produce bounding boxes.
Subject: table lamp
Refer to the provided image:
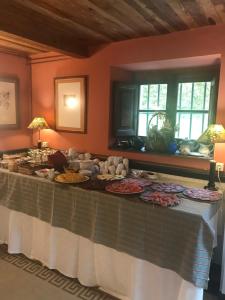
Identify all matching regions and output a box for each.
[28,117,49,149]
[198,124,225,190]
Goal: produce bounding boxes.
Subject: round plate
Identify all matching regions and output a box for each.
[123,178,152,187]
[183,188,221,201]
[151,183,186,193]
[97,174,124,181]
[140,191,180,207]
[35,168,50,178]
[105,181,144,195]
[55,174,89,184]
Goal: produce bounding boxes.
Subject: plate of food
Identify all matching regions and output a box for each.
[140,191,180,207]
[97,174,124,181]
[122,178,152,187]
[105,181,144,194]
[151,183,186,193]
[35,168,50,178]
[55,172,89,184]
[183,188,221,202]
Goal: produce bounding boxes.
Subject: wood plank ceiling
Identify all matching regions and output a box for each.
[0,0,224,58]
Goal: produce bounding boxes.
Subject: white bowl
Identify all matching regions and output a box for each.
[35,169,50,178]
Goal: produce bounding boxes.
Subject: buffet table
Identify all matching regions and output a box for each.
[0,169,221,300]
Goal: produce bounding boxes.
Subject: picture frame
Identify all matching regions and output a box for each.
[55,76,87,133]
[0,77,19,129]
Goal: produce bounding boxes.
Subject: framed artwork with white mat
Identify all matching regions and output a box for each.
[55,76,87,133]
[0,77,19,129]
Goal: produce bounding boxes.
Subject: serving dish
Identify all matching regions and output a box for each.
[35,168,50,178]
[55,173,89,184]
[183,188,221,202]
[123,178,152,187]
[151,183,186,193]
[140,191,180,207]
[97,174,124,181]
[105,181,144,194]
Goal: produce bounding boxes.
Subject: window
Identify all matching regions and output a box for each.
[138,84,168,136]
[137,68,218,140]
[175,82,211,140]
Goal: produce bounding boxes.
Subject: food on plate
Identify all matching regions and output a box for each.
[105,181,144,194]
[140,191,180,207]
[183,188,221,201]
[97,174,124,181]
[64,168,76,173]
[151,183,186,193]
[35,168,50,178]
[122,178,152,187]
[55,172,88,183]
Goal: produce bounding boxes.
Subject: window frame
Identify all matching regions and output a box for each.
[138,80,169,136]
[136,66,219,139]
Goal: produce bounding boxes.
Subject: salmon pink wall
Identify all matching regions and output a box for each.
[31,24,225,171]
[0,52,32,150]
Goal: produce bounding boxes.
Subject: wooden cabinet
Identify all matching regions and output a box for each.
[112,82,139,136]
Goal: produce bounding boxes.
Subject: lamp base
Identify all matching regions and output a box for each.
[204,183,218,191]
[204,159,217,191]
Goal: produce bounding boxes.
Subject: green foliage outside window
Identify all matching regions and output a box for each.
[138,71,216,142]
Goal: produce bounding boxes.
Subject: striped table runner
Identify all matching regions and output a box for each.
[0,170,220,288]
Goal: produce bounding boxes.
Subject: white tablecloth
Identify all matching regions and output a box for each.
[0,205,203,300]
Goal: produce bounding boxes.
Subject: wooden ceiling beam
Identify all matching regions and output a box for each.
[139,0,189,31]
[89,0,158,36]
[0,0,223,58]
[210,0,225,22]
[0,2,89,57]
[124,0,171,34]
[166,1,199,28]
[179,0,211,26]
[30,0,136,40]
[15,0,112,43]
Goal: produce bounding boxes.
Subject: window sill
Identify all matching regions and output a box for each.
[109,146,211,161]
[107,146,225,182]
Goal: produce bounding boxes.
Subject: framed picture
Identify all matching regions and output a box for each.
[55,76,87,133]
[0,77,19,129]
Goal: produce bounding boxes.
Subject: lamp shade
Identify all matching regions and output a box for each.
[28,117,49,130]
[197,124,225,144]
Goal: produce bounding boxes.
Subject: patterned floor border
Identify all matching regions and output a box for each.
[0,244,118,300]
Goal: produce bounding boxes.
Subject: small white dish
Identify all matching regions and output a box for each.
[35,169,50,178]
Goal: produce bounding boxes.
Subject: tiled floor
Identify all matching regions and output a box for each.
[0,244,224,300]
[0,259,220,300]
[0,244,116,300]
